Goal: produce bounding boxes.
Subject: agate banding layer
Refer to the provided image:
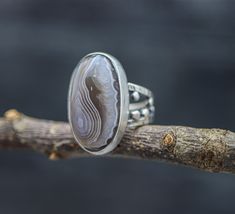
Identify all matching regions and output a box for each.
[68,53,129,155]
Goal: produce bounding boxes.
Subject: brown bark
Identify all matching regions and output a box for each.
[1,109,235,174]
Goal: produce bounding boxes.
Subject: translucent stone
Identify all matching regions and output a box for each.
[69,54,120,151]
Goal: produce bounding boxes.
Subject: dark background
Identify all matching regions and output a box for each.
[0,0,235,214]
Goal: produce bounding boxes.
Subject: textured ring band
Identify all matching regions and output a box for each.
[68,52,155,155]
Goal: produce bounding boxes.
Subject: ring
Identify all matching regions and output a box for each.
[68,52,155,155]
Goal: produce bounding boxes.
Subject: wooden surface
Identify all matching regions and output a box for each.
[1,109,235,174]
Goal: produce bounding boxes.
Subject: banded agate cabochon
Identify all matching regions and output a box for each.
[69,53,127,153]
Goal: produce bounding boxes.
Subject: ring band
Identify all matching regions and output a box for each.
[68,52,155,155]
[128,83,154,127]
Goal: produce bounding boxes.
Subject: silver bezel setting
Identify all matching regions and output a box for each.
[68,52,129,155]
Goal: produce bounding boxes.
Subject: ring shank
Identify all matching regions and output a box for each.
[128,83,155,127]
[128,83,153,98]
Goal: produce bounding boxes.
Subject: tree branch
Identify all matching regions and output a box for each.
[1,109,235,174]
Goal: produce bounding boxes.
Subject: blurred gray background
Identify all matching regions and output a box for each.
[0,0,235,213]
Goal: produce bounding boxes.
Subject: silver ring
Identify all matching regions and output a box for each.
[68,52,155,155]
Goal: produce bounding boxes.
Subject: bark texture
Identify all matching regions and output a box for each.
[1,109,235,174]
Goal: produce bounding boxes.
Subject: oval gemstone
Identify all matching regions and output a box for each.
[69,54,121,152]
